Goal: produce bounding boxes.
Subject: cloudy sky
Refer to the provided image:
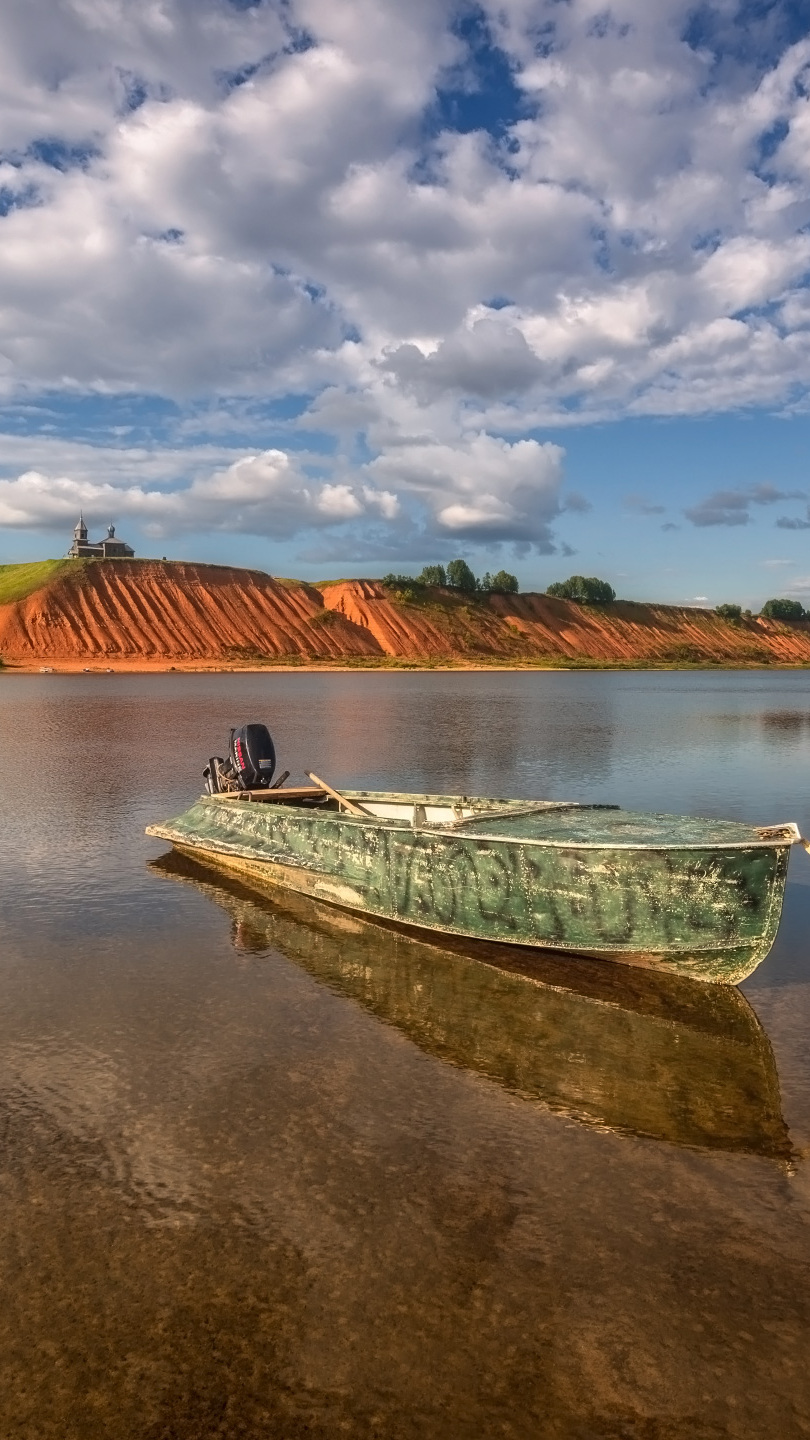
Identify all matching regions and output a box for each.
[0,0,809,604]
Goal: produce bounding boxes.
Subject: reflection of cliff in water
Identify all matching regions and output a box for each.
[150,850,791,1161]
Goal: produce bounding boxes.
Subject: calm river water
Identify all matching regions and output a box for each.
[1,670,809,1439]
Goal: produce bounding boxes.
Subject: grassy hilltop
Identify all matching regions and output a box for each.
[0,559,80,606]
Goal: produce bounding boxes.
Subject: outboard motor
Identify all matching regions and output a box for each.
[230,723,276,788]
[204,723,276,793]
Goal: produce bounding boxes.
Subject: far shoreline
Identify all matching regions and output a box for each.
[3,658,810,675]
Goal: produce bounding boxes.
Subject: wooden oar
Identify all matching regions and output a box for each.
[305,771,368,816]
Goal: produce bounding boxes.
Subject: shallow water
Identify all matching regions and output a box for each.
[1,669,809,1439]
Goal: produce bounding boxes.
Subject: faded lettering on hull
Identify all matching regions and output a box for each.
[147,795,791,984]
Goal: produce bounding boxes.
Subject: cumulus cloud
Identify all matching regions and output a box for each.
[0,1,807,403]
[366,433,565,549]
[0,449,399,539]
[1,0,810,549]
[685,483,806,527]
[382,317,543,401]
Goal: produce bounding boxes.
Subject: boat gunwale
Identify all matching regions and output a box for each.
[182,794,796,854]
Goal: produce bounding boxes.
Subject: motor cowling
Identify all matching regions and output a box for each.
[230,723,276,788]
[203,723,276,793]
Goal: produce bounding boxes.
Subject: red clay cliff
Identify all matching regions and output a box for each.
[0,559,808,669]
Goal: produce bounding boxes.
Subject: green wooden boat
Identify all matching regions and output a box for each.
[147,768,806,984]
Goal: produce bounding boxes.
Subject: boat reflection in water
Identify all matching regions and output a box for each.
[149,849,791,1161]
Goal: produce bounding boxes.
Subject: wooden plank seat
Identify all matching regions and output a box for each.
[214,786,327,804]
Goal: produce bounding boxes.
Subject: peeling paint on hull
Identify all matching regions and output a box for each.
[146,791,793,984]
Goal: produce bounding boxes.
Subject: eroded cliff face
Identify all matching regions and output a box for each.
[1,561,809,666]
[0,562,382,663]
[320,581,810,664]
[318,580,526,659]
[485,592,810,665]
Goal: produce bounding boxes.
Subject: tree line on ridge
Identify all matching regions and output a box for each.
[381,565,807,621]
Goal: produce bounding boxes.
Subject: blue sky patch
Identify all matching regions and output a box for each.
[427,8,528,140]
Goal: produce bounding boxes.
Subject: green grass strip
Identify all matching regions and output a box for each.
[0,559,81,605]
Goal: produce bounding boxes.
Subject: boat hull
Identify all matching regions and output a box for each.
[146,794,793,984]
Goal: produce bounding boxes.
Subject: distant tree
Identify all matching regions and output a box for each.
[490,569,519,594]
[382,573,423,589]
[716,603,742,621]
[760,597,806,622]
[446,558,478,593]
[479,572,493,592]
[418,564,446,587]
[546,575,615,605]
